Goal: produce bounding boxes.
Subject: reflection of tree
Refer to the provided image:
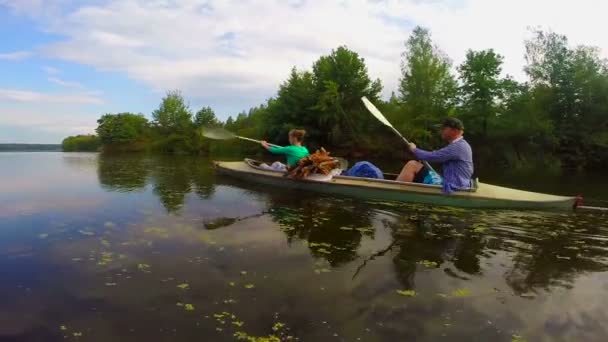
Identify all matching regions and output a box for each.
[266,195,375,266]
[383,212,487,290]
[503,215,608,294]
[96,154,216,212]
[97,153,149,192]
[189,157,216,199]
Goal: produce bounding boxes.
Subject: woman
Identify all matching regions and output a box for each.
[260,129,309,171]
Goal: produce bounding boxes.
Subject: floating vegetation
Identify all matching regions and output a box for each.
[472,224,488,233]
[78,229,95,236]
[511,334,527,342]
[104,221,116,228]
[418,260,439,268]
[452,288,471,297]
[339,227,355,231]
[176,283,190,290]
[229,281,236,287]
[105,282,117,286]
[137,263,151,272]
[38,233,49,239]
[316,248,331,254]
[184,303,195,311]
[396,290,416,297]
[73,332,83,337]
[272,322,285,332]
[97,252,113,266]
[309,242,332,248]
[240,271,248,275]
[244,284,255,289]
[60,325,67,331]
[314,268,331,274]
[100,238,111,248]
[143,227,169,238]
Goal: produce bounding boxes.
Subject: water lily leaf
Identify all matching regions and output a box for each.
[137,263,151,272]
[511,334,527,342]
[38,233,49,239]
[184,303,195,311]
[418,260,439,268]
[59,325,67,331]
[452,288,471,297]
[176,283,190,290]
[272,322,285,331]
[78,229,95,236]
[244,284,255,289]
[104,222,116,228]
[396,290,416,297]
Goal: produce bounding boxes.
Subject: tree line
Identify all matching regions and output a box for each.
[63,27,608,170]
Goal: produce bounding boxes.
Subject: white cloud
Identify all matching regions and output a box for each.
[48,77,83,88]
[0,50,32,61]
[4,0,608,108]
[43,66,61,74]
[40,0,607,100]
[0,88,103,104]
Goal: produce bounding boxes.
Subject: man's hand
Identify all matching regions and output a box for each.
[408,142,417,151]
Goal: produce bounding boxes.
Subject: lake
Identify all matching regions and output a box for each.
[1,152,607,342]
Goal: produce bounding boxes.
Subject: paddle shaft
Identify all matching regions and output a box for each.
[389,128,435,173]
[235,135,280,148]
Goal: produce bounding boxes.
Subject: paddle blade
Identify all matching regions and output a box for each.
[200,127,236,140]
[361,96,394,129]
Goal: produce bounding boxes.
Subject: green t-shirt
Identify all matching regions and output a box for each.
[268,145,310,166]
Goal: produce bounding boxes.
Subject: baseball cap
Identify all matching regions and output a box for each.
[435,117,464,130]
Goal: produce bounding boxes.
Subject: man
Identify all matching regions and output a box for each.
[396,117,474,194]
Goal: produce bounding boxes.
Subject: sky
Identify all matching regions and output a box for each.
[1,0,607,144]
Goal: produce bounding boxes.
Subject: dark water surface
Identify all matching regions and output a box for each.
[1,152,608,342]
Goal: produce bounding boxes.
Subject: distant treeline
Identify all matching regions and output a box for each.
[63,27,608,170]
[0,144,61,152]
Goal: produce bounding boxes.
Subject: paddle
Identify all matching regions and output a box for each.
[360,96,436,173]
[201,126,281,147]
[201,126,349,170]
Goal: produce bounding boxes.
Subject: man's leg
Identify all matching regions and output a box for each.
[396,160,423,182]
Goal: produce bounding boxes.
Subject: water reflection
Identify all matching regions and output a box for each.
[2,153,608,341]
[97,154,216,212]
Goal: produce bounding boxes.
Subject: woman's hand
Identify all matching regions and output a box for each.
[407,142,417,151]
[261,141,270,149]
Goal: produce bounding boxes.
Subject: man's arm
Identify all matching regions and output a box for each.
[412,144,458,163]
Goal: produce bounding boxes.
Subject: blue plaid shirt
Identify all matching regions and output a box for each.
[413,138,474,194]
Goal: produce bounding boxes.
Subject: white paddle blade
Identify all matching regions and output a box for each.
[201,127,236,140]
[361,96,394,129]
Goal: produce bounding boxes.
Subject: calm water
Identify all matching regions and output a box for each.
[1,152,608,342]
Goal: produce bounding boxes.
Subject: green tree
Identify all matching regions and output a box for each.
[458,49,504,138]
[62,135,101,152]
[194,106,220,128]
[96,113,149,145]
[265,68,319,144]
[524,29,608,168]
[399,26,457,145]
[152,90,193,134]
[312,46,383,146]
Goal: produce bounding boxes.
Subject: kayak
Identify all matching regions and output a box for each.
[214,159,579,210]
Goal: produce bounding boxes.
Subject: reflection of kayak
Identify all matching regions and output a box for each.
[214,159,579,210]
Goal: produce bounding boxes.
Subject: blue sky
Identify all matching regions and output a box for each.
[1,0,606,143]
